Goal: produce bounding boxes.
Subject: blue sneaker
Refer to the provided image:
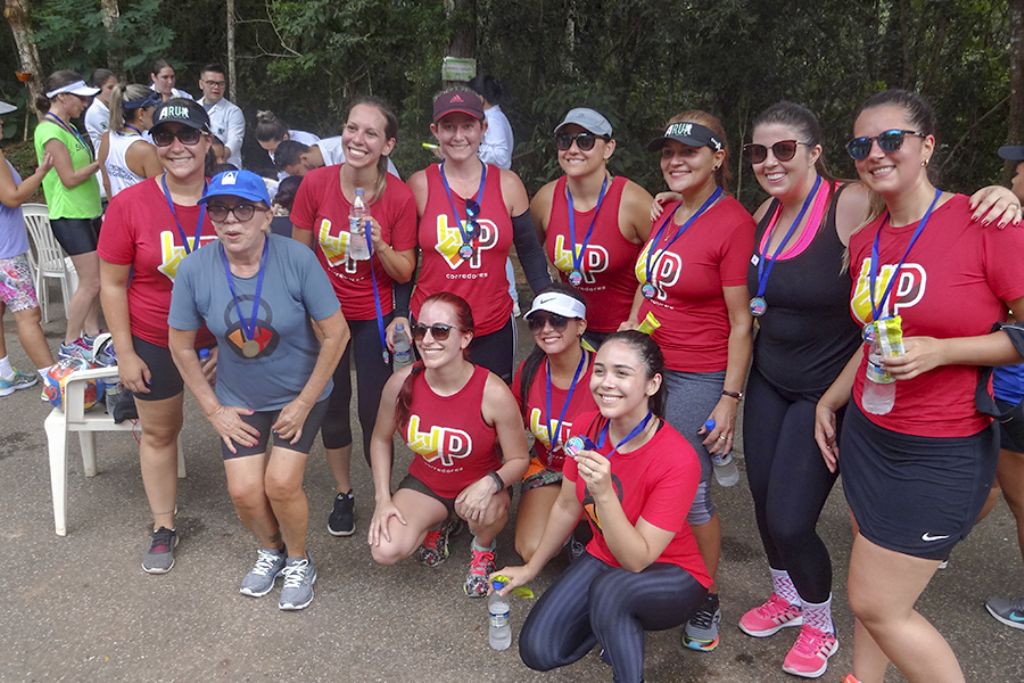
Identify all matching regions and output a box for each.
[0,369,38,397]
[58,338,93,362]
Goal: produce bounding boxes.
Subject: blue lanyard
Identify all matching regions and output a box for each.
[868,188,942,322]
[161,174,208,255]
[365,228,391,365]
[219,238,268,343]
[754,176,822,298]
[124,124,144,137]
[45,112,93,160]
[595,411,653,458]
[644,187,723,284]
[544,349,588,451]
[439,160,487,247]
[566,177,609,274]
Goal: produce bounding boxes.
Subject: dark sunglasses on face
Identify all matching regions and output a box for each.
[742,140,808,165]
[151,126,204,147]
[846,129,927,161]
[412,322,457,342]
[207,203,258,222]
[555,132,609,152]
[527,312,570,331]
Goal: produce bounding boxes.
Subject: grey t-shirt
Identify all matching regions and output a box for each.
[169,233,340,412]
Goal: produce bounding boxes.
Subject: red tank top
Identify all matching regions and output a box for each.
[545,176,640,333]
[404,364,501,498]
[412,163,513,336]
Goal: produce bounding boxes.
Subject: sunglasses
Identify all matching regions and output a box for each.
[742,140,808,165]
[555,132,609,152]
[207,203,258,222]
[151,127,205,148]
[412,322,458,342]
[527,312,570,332]
[464,197,481,234]
[846,129,926,161]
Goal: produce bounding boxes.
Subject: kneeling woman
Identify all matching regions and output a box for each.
[168,170,349,610]
[495,331,712,683]
[367,292,529,596]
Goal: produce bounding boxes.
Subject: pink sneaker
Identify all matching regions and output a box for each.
[738,593,803,637]
[782,625,838,679]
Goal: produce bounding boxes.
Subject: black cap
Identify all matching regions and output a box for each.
[151,98,211,133]
[647,121,723,153]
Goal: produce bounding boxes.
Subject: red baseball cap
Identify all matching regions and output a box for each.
[432,89,484,122]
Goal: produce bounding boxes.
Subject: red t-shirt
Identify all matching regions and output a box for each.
[511,351,596,471]
[290,165,418,321]
[635,196,755,372]
[545,176,641,333]
[848,193,1024,437]
[403,364,502,498]
[411,163,513,336]
[563,411,711,586]
[98,177,217,348]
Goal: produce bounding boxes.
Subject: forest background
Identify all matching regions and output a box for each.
[3,0,1023,207]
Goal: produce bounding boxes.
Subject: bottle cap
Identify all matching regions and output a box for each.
[491,579,506,591]
[703,418,716,431]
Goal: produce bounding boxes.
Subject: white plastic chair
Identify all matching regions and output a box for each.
[44,366,186,536]
[22,203,79,323]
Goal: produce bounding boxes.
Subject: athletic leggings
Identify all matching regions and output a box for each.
[321,316,393,463]
[519,553,707,683]
[467,315,516,384]
[742,368,840,603]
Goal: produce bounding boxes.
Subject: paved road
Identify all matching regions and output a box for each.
[2,312,1022,682]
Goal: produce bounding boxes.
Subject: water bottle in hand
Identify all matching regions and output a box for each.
[348,187,371,261]
[704,418,739,487]
[393,323,413,368]
[862,318,905,416]
[488,580,512,651]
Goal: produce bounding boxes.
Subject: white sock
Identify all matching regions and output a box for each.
[38,366,52,380]
[0,356,13,379]
[471,537,495,552]
[771,567,801,607]
[802,595,834,633]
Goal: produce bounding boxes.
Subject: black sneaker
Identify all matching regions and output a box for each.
[142,527,178,574]
[327,491,355,536]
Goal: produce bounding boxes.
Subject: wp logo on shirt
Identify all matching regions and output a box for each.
[406,415,473,466]
[851,259,927,323]
[317,218,359,274]
[434,214,498,269]
[633,242,681,301]
[528,408,572,450]
[156,231,218,281]
[551,236,609,285]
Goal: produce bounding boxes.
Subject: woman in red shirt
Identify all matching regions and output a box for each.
[98,99,218,574]
[495,331,710,683]
[367,292,529,596]
[290,96,418,539]
[815,89,1024,683]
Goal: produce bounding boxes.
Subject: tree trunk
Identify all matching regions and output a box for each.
[564,0,577,76]
[99,0,122,73]
[227,0,237,102]
[1008,0,1024,182]
[444,0,476,58]
[3,0,45,116]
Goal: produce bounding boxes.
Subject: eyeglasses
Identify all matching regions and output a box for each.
[742,140,809,165]
[527,312,570,331]
[202,80,226,88]
[207,203,258,222]
[846,129,927,161]
[555,132,609,152]
[151,127,204,147]
[464,197,481,234]
[412,322,458,342]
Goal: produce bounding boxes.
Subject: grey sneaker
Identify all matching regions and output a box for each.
[683,592,722,652]
[985,596,1024,630]
[142,527,178,574]
[239,548,286,598]
[279,555,317,610]
[327,491,355,536]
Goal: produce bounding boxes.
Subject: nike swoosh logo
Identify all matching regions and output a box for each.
[921,533,951,542]
[537,296,555,305]
[1010,612,1024,622]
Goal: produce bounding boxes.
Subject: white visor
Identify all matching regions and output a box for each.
[0,100,15,116]
[46,80,100,99]
[525,292,586,321]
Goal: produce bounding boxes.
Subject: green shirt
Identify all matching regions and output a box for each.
[33,119,101,219]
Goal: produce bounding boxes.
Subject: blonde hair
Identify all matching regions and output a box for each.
[108,84,151,133]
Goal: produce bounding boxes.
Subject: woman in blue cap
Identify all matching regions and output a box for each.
[169,169,349,610]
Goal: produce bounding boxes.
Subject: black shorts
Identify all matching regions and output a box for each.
[996,399,1024,453]
[841,403,998,560]
[467,315,515,384]
[132,336,184,401]
[222,397,329,460]
[398,473,456,516]
[50,217,101,256]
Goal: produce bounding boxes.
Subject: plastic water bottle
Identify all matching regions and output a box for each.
[348,187,370,261]
[862,352,896,415]
[705,418,739,487]
[488,580,512,651]
[393,323,413,368]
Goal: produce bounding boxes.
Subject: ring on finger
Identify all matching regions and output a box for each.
[718,435,727,441]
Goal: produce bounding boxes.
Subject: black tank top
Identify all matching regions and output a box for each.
[746,183,861,397]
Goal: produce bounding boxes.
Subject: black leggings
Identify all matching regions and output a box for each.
[519,553,706,683]
[742,368,840,603]
[467,315,515,383]
[321,316,392,463]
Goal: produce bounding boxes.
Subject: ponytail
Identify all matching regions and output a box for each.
[395,361,426,430]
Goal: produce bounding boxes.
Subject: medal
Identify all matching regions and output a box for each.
[752,176,821,315]
[642,187,723,303]
[749,296,767,317]
[459,244,475,260]
[440,160,487,266]
[566,177,609,289]
[242,339,260,358]
[220,239,269,360]
[381,349,390,365]
[862,322,876,344]
[568,270,583,286]
[642,283,657,299]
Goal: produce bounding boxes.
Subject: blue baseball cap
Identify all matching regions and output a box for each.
[200,170,271,206]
